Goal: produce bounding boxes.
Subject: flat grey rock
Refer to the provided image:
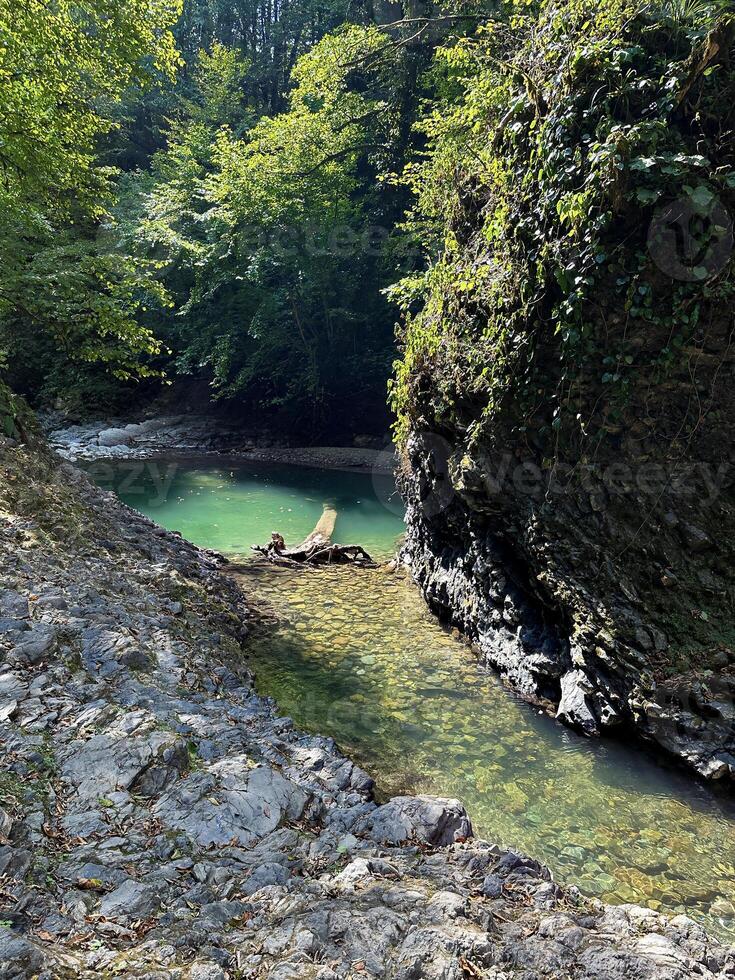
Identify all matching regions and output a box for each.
[9,624,56,665]
[97,427,133,448]
[99,880,161,920]
[153,759,307,846]
[357,795,472,846]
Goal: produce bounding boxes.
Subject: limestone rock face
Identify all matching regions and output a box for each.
[556,669,599,735]
[402,430,735,782]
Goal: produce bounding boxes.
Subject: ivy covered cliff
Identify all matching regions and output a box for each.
[392,1,735,778]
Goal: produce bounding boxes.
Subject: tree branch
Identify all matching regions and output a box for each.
[296,142,385,177]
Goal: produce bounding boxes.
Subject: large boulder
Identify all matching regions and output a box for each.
[357,796,472,846]
[97,427,133,448]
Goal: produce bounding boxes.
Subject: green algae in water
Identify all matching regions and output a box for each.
[100,458,735,941]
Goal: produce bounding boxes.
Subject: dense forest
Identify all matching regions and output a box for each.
[0,0,429,438]
[2,0,731,442]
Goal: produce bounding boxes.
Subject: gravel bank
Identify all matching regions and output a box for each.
[46,415,394,474]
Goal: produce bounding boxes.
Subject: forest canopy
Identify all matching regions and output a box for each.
[0,0,181,388]
[0,0,732,439]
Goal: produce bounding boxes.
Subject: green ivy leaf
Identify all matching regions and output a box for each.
[687,184,715,214]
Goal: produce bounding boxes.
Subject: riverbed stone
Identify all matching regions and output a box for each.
[153,759,307,846]
[0,591,29,620]
[8,624,56,665]
[241,861,291,894]
[481,873,503,898]
[0,931,51,978]
[97,427,133,448]
[358,795,472,846]
[59,728,184,803]
[189,962,227,980]
[98,880,162,921]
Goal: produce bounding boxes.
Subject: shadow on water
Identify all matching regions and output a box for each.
[95,457,735,941]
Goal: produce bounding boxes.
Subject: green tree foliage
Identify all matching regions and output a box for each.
[17,0,725,449]
[109,0,355,173]
[0,0,181,402]
[117,23,421,436]
[174,0,353,112]
[0,0,180,222]
[191,42,254,130]
[390,0,735,450]
[1,0,428,429]
[0,0,490,431]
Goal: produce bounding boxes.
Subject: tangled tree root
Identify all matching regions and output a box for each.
[252,505,375,567]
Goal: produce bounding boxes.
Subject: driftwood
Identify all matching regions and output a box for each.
[252,505,375,566]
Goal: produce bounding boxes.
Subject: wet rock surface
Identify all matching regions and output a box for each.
[401,431,735,784]
[0,436,734,977]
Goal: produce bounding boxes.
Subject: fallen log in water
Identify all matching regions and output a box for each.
[252,505,375,566]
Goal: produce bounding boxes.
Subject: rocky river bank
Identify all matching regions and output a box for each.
[1,428,735,978]
[45,415,393,474]
[46,414,735,788]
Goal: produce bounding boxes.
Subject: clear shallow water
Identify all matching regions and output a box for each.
[96,458,735,940]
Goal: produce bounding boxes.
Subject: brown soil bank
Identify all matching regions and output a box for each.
[394,7,735,780]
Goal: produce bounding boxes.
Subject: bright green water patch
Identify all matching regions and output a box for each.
[87,457,402,559]
[97,458,735,940]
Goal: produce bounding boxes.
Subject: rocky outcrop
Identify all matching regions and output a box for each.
[45,414,258,460]
[1,430,734,976]
[391,8,735,785]
[401,430,735,783]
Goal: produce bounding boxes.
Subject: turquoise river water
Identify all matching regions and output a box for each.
[92,457,735,940]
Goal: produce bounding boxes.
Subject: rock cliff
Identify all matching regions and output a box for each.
[395,9,735,782]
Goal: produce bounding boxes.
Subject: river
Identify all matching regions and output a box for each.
[90,455,735,940]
